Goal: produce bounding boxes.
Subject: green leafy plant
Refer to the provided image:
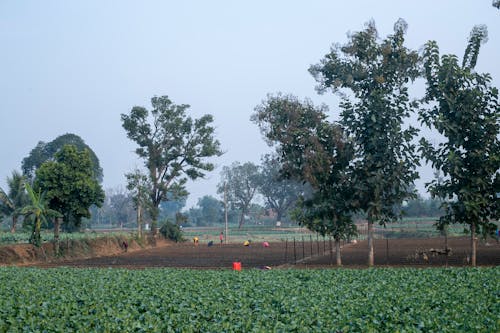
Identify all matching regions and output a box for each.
[159,221,184,242]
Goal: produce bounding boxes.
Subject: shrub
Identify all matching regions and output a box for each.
[159,221,183,242]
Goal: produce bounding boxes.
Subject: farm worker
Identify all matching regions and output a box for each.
[262,241,269,248]
[208,240,214,247]
[193,236,199,246]
[219,231,224,245]
[122,240,128,252]
[243,240,251,247]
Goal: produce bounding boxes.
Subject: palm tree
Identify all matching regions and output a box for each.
[21,183,61,247]
[0,171,29,233]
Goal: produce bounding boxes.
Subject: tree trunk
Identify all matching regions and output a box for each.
[11,215,17,233]
[368,219,374,267]
[335,237,342,266]
[137,202,142,238]
[54,217,61,255]
[471,223,477,267]
[276,210,283,226]
[238,211,245,229]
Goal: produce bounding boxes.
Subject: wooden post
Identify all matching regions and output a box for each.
[293,237,297,264]
[284,239,288,263]
[329,237,333,264]
[316,233,320,255]
[310,235,313,256]
[386,238,389,265]
[224,182,228,244]
[302,236,305,259]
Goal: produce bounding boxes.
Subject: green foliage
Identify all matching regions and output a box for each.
[310,19,420,226]
[0,170,29,232]
[419,26,500,239]
[253,94,356,243]
[258,153,304,223]
[121,96,222,231]
[0,267,497,332]
[159,221,183,242]
[22,133,103,182]
[21,183,61,247]
[217,162,261,228]
[34,145,105,231]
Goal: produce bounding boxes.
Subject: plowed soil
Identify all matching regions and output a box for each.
[30,237,500,269]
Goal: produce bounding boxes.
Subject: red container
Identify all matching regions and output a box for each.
[232,262,242,271]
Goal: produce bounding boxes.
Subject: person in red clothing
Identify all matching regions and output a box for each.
[219,231,224,245]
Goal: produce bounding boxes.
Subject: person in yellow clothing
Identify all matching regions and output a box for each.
[193,236,199,246]
[243,240,251,247]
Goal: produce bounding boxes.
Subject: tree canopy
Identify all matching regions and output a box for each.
[217,162,261,229]
[22,133,103,182]
[253,94,356,265]
[419,25,500,266]
[34,144,105,231]
[0,170,28,233]
[121,95,222,232]
[309,19,420,266]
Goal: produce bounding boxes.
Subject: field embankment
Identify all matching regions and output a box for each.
[0,235,166,266]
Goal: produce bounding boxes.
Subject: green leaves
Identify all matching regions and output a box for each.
[34,145,104,231]
[121,96,222,229]
[0,267,498,332]
[420,26,500,244]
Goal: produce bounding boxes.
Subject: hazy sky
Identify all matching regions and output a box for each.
[1,1,499,208]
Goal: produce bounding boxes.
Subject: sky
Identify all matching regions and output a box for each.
[1,1,499,209]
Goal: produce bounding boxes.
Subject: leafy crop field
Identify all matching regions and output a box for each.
[0,267,498,332]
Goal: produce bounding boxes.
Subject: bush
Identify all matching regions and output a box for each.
[159,221,183,242]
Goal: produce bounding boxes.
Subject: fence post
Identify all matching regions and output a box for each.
[323,236,326,254]
[310,235,313,256]
[386,238,389,265]
[293,237,297,264]
[302,236,305,259]
[284,239,288,263]
[316,234,320,255]
[329,237,333,264]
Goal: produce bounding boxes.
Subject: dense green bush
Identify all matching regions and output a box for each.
[159,221,183,242]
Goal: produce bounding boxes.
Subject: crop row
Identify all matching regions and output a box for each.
[0,267,498,332]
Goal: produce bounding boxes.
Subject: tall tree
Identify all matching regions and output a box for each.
[309,19,420,266]
[0,170,28,233]
[258,153,303,224]
[21,183,61,247]
[35,145,105,237]
[126,169,151,237]
[121,95,222,234]
[419,26,499,266]
[217,162,261,229]
[22,133,103,182]
[253,94,356,265]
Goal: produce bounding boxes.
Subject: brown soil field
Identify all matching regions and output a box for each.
[27,236,500,269]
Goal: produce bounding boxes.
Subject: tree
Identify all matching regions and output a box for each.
[258,153,303,224]
[21,183,61,247]
[107,187,136,228]
[309,20,420,266]
[159,194,187,222]
[197,195,224,225]
[419,26,499,266]
[253,94,356,265]
[126,169,151,237]
[0,170,29,233]
[22,133,103,182]
[493,0,500,9]
[121,95,222,234]
[217,162,261,229]
[34,145,105,238]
